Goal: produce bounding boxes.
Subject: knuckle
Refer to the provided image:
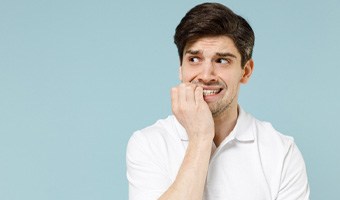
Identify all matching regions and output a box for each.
[171,104,178,112]
[172,86,179,93]
[179,83,186,88]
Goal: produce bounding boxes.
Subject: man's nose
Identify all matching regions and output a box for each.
[197,62,217,83]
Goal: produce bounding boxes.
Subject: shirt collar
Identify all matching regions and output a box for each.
[173,105,255,142]
[233,106,255,142]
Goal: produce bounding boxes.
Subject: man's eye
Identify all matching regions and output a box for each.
[217,58,229,64]
[189,57,200,63]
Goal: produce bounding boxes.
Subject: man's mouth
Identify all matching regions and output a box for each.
[203,89,222,96]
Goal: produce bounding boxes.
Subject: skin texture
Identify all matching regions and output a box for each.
[159,36,253,200]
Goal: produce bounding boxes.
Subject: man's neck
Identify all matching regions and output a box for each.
[213,104,239,147]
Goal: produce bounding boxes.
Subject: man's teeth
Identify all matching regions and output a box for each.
[203,89,220,96]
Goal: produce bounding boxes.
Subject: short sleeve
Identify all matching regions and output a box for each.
[126,131,172,200]
[276,142,310,200]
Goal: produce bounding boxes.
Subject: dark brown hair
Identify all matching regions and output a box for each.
[174,2,255,67]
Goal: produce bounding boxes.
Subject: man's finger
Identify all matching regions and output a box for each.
[171,87,178,113]
[195,86,204,105]
[179,83,187,104]
[186,84,196,103]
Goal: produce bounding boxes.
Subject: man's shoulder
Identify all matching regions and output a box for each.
[129,115,181,145]
[249,113,295,151]
[127,116,185,167]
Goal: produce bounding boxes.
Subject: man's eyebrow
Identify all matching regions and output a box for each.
[185,50,237,58]
[216,52,237,58]
[185,50,201,55]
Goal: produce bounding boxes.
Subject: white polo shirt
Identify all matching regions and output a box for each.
[126,107,310,200]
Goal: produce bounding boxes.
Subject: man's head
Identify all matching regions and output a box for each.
[174,2,255,68]
[174,3,255,117]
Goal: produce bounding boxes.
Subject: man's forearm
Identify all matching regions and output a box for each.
[162,84,214,199]
[159,138,213,200]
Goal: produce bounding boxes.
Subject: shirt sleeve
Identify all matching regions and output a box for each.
[276,142,310,200]
[126,131,172,200]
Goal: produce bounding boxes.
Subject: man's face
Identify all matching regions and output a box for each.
[180,36,253,117]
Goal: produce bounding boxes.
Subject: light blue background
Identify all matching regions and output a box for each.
[1,0,339,199]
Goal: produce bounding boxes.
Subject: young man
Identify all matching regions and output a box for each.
[127,3,309,200]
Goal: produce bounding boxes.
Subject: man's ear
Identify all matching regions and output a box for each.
[179,66,183,82]
[240,59,254,84]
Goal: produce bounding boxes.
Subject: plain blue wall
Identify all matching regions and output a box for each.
[1,0,339,199]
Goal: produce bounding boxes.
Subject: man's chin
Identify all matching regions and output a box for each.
[209,103,233,118]
[207,104,220,116]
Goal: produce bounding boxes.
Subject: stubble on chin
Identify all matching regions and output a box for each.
[208,94,235,118]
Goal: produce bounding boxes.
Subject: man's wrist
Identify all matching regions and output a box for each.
[188,136,214,151]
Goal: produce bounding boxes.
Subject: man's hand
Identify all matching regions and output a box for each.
[158,84,215,200]
[171,83,215,142]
